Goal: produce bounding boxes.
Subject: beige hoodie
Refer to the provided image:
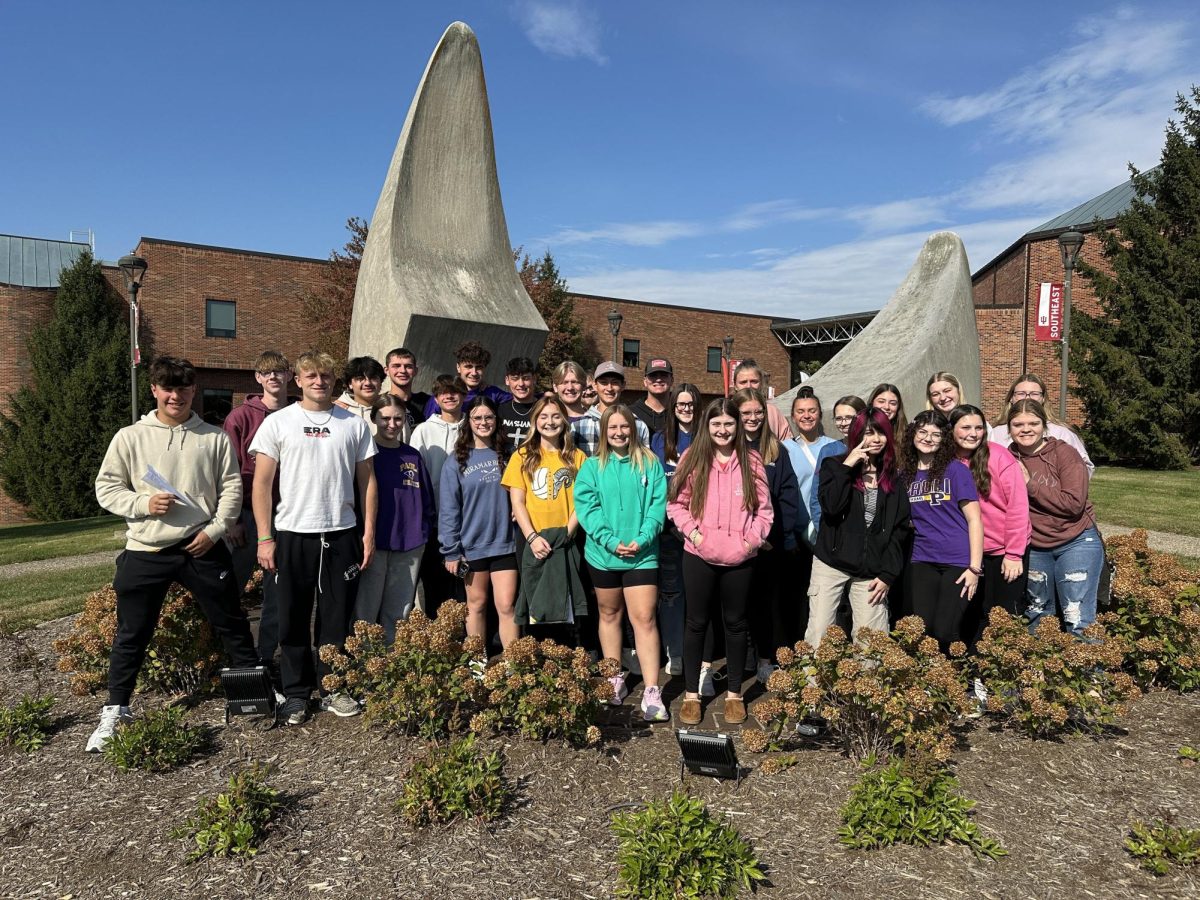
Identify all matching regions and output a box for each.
[95,411,242,551]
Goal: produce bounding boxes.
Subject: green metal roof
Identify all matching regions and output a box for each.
[0,234,91,288]
[1025,168,1156,237]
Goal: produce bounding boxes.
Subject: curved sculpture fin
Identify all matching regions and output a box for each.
[350,21,547,386]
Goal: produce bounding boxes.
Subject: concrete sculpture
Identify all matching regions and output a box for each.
[775,231,981,432]
[349,22,548,388]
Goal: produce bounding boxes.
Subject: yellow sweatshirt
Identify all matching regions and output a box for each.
[95,411,242,551]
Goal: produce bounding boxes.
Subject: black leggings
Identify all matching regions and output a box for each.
[683,554,754,694]
[960,549,1030,650]
[907,561,968,654]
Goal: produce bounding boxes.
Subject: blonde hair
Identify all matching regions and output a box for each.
[294,350,336,375]
[925,371,964,410]
[518,394,580,481]
[551,360,587,386]
[596,405,654,472]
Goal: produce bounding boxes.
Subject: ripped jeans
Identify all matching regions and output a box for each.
[1026,527,1103,638]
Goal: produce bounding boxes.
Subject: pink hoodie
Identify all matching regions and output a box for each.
[668,449,773,566]
[955,443,1030,559]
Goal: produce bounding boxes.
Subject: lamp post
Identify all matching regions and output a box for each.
[607,308,623,365]
[722,335,734,396]
[118,254,148,425]
[1057,230,1084,422]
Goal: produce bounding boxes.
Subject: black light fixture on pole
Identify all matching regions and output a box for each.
[1056,230,1084,423]
[117,254,148,425]
[607,308,623,365]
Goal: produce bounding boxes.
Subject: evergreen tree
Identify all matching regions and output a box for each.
[517,250,597,381]
[0,251,149,519]
[1073,86,1200,468]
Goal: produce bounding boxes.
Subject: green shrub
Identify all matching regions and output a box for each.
[319,605,487,739]
[471,636,612,746]
[1179,745,1200,763]
[975,607,1139,737]
[172,765,283,861]
[754,617,970,762]
[53,583,222,697]
[102,705,208,772]
[397,733,510,827]
[839,755,1006,860]
[0,695,55,752]
[1125,819,1200,875]
[611,790,766,899]
[1100,530,1200,692]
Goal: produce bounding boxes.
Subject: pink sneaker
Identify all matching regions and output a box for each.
[641,686,669,722]
[608,674,628,706]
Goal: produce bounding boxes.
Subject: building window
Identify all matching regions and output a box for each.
[706,346,723,373]
[622,339,640,369]
[201,389,233,426]
[205,299,236,338]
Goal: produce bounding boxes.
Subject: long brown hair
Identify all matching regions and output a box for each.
[948,404,991,497]
[518,394,580,481]
[668,397,760,520]
[662,382,701,464]
[454,396,503,470]
[868,382,908,434]
[732,388,781,465]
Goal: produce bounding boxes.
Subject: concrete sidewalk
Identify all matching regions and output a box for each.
[1097,523,1200,560]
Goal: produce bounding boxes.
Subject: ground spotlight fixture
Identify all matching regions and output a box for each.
[220,666,277,728]
[676,728,740,784]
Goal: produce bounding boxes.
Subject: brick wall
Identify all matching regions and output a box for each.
[572,294,794,397]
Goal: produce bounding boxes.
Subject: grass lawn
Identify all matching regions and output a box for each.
[0,515,125,566]
[1090,466,1200,537]
[0,563,113,631]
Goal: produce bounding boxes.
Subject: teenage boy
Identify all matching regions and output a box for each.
[223,350,292,669]
[89,356,260,752]
[423,340,511,418]
[733,358,792,440]
[630,357,673,435]
[385,347,429,440]
[335,356,385,435]
[497,356,538,452]
[411,374,467,617]
[574,361,650,456]
[250,350,378,726]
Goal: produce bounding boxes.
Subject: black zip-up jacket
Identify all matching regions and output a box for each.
[814,454,912,586]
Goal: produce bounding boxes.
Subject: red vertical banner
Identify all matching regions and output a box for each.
[1035,282,1063,342]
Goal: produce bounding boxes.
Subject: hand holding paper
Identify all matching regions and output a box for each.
[142,465,201,512]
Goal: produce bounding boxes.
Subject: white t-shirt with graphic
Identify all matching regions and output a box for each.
[249,404,376,532]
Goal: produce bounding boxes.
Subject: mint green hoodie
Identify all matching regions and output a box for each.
[574,452,668,571]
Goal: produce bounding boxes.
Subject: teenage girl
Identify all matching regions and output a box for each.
[926,372,964,416]
[991,374,1095,478]
[869,383,908,436]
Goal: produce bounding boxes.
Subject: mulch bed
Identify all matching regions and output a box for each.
[2,616,1199,900]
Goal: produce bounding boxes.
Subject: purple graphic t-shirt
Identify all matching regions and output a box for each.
[906,462,978,567]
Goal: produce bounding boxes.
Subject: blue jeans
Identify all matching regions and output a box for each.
[1026,527,1103,638]
[657,530,686,665]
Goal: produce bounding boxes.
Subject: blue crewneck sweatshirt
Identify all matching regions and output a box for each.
[438,447,515,561]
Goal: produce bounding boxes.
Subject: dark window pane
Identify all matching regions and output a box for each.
[206,299,236,338]
[706,346,722,373]
[622,339,640,369]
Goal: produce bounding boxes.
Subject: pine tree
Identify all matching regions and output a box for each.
[1072,86,1200,468]
[517,250,597,381]
[0,251,149,519]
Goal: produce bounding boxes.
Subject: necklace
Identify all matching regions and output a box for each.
[300,407,334,426]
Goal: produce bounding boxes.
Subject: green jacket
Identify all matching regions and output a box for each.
[574,452,668,571]
[516,527,587,625]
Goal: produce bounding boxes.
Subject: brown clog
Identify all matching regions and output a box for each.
[679,698,702,725]
[723,696,746,724]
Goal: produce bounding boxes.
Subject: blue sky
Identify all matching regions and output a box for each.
[3,1,1197,318]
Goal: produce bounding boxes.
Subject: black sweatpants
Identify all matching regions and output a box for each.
[683,554,754,695]
[961,549,1030,651]
[907,561,968,654]
[275,528,362,700]
[109,540,259,706]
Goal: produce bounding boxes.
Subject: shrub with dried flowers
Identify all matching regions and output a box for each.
[471,637,611,746]
[1098,529,1200,692]
[319,604,486,740]
[752,617,970,762]
[53,584,221,697]
[974,607,1139,737]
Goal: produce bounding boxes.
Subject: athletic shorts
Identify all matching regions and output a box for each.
[467,553,518,574]
[586,564,659,590]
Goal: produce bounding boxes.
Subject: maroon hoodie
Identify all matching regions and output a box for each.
[1009,436,1095,548]
[222,394,288,507]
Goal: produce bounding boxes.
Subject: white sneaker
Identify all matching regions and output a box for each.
[640,685,669,722]
[608,674,629,706]
[85,704,132,753]
[470,658,487,681]
[665,654,683,676]
[621,647,642,676]
[973,678,989,703]
[699,665,716,698]
[757,660,777,687]
[318,693,361,717]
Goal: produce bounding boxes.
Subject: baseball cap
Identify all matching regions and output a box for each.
[593,361,625,381]
[644,358,673,376]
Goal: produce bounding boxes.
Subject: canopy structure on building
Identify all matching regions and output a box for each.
[770,310,878,347]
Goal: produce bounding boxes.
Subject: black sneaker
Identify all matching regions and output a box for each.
[278,697,309,726]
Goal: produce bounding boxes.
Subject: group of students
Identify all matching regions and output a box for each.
[86,339,1103,751]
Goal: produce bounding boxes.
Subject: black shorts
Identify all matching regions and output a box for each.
[467,553,518,574]
[586,564,659,590]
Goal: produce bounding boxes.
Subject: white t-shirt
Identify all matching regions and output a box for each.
[248,404,376,532]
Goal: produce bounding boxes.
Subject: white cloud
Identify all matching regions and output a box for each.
[514,1,607,64]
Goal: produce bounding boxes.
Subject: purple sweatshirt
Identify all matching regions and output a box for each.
[373,443,436,552]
